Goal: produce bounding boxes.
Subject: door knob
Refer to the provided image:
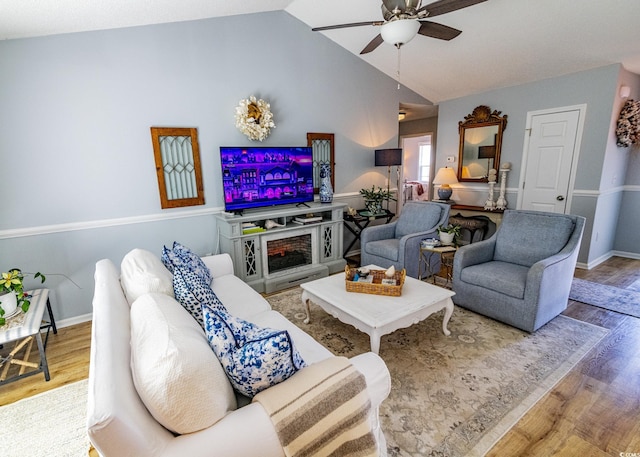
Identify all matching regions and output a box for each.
[556,195,565,201]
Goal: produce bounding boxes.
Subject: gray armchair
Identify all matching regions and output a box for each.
[361,201,450,278]
[452,210,585,332]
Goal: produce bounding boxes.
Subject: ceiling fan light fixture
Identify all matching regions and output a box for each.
[381,19,420,47]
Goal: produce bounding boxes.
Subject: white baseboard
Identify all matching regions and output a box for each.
[55,313,92,329]
[345,249,361,258]
[576,249,639,270]
[612,250,640,260]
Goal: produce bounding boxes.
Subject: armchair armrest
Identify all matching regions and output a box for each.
[452,237,496,287]
[454,238,496,271]
[361,222,397,245]
[526,242,580,300]
[397,227,439,251]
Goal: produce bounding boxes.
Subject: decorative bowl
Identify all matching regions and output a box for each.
[421,238,439,248]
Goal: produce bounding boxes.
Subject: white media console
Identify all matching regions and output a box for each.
[215,202,347,293]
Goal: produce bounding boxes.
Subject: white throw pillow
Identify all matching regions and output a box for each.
[120,248,174,304]
[130,293,237,434]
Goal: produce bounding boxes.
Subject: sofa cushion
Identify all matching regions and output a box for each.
[460,261,529,299]
[249,310,333,365]
[203,303,306,398]
[494,212,575,267]
[120,249,174,304]
[173,266,226,328]
[162,241,213,285]
[130,293,236,435]
[210,274,272,321]
[395,203,442,238]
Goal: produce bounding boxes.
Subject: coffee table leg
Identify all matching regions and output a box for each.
[442,298,454,336]
[301,291,312,324]
[369,332,381,355]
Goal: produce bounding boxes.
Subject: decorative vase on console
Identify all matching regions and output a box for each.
[319,164,333,203]
[496,162,511,210]
[484,168,497,210]
[365,200,382,215]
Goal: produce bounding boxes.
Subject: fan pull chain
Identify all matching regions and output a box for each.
[396,45,401,90]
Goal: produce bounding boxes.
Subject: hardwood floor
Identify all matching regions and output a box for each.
[489,256,640,456]
[0,320,92,406]
[1,256,639,455]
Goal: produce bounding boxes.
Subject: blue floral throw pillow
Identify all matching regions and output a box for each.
[162,242,213,285]
[202,303,306,397]
[173,266,226,328]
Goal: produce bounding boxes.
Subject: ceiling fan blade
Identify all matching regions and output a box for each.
[418,20,462,40]
[418,0,487,17]
[312,21,383,32]
[360,34,385,55]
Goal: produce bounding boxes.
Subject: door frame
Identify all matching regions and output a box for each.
[516,104,587,213]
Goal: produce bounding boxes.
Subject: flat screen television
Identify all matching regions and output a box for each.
[219,146,314,213]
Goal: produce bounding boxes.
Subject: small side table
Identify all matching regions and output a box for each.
[418,245,457,288]
[343,209,395,257]
[449,213,490,243]
[0,289,53,385]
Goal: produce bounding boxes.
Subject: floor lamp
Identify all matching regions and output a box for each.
[375,148,403,210]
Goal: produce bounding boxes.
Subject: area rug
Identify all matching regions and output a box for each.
[267,288,609,457]
[0,379,90,457]
[570,278,640,318]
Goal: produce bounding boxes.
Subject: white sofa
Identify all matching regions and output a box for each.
[87,252,391,457]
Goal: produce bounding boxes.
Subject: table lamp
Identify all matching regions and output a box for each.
[433,167,458,201]
[375,148,403,209]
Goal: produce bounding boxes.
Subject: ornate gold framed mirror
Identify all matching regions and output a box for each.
[457,105,508,182]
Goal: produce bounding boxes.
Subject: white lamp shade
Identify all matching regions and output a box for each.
[381,20,420,46]
[433,167,459,185]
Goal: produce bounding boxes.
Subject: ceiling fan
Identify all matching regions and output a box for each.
[312,0,487,54]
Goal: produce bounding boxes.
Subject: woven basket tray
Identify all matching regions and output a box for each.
[344,266,406,297]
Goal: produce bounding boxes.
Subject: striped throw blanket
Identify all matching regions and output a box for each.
[253,356,378,457]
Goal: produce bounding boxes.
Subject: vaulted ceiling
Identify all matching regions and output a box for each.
[3,0,640,107]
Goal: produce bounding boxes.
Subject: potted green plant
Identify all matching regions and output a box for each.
[359,185,396,215]
[0,269,45,325]
[438,224,462,246]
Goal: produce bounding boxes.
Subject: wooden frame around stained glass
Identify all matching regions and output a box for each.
[150,127,204,209]
[307,132,335,194]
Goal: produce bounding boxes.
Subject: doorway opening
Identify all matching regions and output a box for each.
[401,133,435,207]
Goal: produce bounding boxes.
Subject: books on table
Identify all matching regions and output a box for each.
[293,216,323,225]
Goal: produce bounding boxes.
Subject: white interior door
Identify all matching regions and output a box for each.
[518,106,585,213]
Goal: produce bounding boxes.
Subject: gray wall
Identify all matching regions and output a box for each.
[0,11,429,322]
[436,64,640,266]
[613,67,640,255]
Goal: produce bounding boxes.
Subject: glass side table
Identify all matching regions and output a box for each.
[418,245,457,288]
[343,209,395,257]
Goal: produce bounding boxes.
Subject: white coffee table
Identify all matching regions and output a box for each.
[300,266,455,354]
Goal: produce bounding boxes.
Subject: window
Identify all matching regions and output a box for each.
[418,140,432,183]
